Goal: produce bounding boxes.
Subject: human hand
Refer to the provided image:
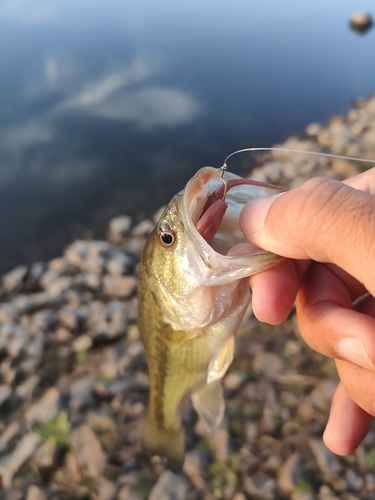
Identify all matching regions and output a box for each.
[239,167,375,455]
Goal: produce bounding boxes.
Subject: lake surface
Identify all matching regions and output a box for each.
[0,0,374,271]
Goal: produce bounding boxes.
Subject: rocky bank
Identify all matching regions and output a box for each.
[0,94,375,500]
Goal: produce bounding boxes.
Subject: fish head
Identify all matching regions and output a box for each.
[141,167,284,331]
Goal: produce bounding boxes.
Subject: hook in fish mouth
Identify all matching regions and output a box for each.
[183,167,283,257]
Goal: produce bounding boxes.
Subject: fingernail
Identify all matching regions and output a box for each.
[337,337,375,370]
[240,194,281,239]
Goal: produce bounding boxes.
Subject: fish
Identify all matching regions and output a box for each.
[138,165,284,472]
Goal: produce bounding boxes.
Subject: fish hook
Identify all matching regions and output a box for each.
[219,163,228,200]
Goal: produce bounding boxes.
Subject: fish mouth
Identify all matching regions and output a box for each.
[179,167,284,285]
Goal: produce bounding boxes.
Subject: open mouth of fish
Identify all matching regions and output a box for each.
[180,167,284,284]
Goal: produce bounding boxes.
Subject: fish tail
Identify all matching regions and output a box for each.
[142,414,185,473]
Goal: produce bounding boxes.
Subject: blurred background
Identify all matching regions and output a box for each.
[0,0,374,271]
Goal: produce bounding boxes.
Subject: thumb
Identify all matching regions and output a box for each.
[240,177,375,294]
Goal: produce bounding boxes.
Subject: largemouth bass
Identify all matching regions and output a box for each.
[138,166,283,472]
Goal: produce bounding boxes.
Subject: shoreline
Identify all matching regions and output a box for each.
[0,93,375,498]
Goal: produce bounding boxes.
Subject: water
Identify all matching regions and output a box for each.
[0,0,374,271]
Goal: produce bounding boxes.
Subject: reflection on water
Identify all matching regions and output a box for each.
[0,0,374,271]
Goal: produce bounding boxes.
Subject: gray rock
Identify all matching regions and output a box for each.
[72,334,93,352]
[84,256,106,275]
[0,422,20,453]
[48,257,70,275]
[278,453,300,496]
[223,371,246,391]
[243,472,276,500]
[94,477,117,500]
[25,485,47,500]
[0,385,12,406]
[108,215,132,242]
[131,219,154,237]
[305,122,322,136]
[64,240,90,267]
[70,374,97,410]
[2,265,28,292]
[0,432,41,488]
[117,485,143,500]
[86,241,111,259]
[350,11,373,33]
[15,374,40,400]
[72,424,107,478]
[31,309,58,331]
[106,251,133,276]
[25,388,61,427]
[253,351,283,378]
[103,275,137,298]
[308,438,341,483]
[0,303,19,323]
[149,470,189,500]
[345,469,364,491]
[1,488,23,500]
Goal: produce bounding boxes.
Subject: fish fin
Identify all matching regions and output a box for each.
[191,381,225,433]
[142,414,185,473]
[207,334,234,384]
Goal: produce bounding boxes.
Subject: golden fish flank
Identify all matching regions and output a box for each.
[138,166,283,472]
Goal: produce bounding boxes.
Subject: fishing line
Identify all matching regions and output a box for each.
[222,147,375,169]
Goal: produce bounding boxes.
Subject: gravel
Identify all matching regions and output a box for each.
[0,93,375,498]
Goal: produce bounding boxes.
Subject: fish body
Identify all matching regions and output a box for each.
[138,167,283,471]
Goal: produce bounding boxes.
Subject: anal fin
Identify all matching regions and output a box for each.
[191,381,225,433]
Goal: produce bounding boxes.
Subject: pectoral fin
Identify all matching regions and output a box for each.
[191,381,225,433]
[207,334,234,384]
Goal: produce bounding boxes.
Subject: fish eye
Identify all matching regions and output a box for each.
[158,220,176,247]
[160,232,174,246]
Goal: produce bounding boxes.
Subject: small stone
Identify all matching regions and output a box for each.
[106,251,133,276]
[308,438,341,482]
[345,469,364,491]
[15,374,40,400]
[87,241,111,259]
[0,422,20,454]
[94,476,117,500]
[84,256,106,275]
[64,240,89,267]
[117,485,143,500]
[306,122,322,136]
[55,327,73,342]
[31,309,58,331]
[70,375,97,410]
[0,303,19,322]
[109,215,132,242]
[243,472,276,500]
[223,371,246,391]
[306,380,337,413]
[278,453,300,495]
[26,485,47,500]
[2,265,28,292]
[72,424,107,478]
[72,334,93,352]
[131,219,154,236]
[48,257,70,275]
[103,275,137,298]
[0,432,41,488]
[0,385,12,406]
[149,470,189,500]
[25,388,61,426]
[350,11,373,33]
[28,262,46,285]
[253,351,283,378]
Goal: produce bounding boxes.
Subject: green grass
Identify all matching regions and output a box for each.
[34,411,71,448]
